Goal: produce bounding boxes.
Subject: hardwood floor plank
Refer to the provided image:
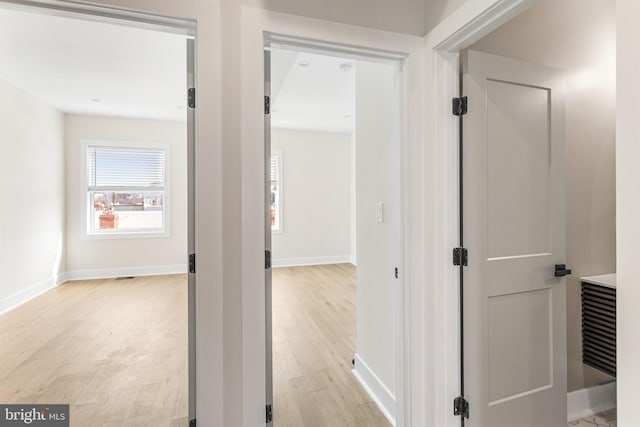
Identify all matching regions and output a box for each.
[0,274,188,427]
[272,264,391,427]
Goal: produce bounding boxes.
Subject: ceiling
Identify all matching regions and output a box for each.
[0,7,187,121]
[271,48,355,133]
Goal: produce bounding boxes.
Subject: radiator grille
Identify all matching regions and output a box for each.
[581,282,616,377]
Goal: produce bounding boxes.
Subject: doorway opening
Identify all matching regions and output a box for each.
[265,39,405,426]
[436,0,616,426]
[0,2,196,425]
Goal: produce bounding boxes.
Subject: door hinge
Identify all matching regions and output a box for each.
[266,404,273,423]
[454,396,469,419]
[453,96,468,116]
[453,247,468,266]
[264,95,270,114]
[188,88,196,109]
[189,253,196,274]
[189,419,196,427]
[265,250,271,269]
[394,267,399,279]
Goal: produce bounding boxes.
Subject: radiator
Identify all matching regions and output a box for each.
[581,280,616,377]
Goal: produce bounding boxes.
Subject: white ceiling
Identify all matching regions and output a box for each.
[271,48,355,133]
[0,7,187,121]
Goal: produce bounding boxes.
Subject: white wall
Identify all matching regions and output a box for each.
[242,0,426,36]
[617,1,640,426]
[469,0,616,393]
[355,60,398,400]
[271,128,352,266]
[424,0,468,36]
[242,0,468,36]
[0,79,65,313]
[64,114,187,277]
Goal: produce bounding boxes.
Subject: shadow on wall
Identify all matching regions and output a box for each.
[241,0,467,36]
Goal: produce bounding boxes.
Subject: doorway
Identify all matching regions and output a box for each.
[427,0,616,426]
[264,38,406,426]
[0,1,196,425]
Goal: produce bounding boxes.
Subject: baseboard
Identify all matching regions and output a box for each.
[0,273,67,316]
[0,265,186,317]
[567,381,616,422]
[272,255,352,268]
[352,354,396,426]
[65,264,187,281]
[349,255,357,266]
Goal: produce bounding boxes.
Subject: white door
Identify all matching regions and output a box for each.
[264,47,274,427]
[462,50,567,427]
[186,38,197,424]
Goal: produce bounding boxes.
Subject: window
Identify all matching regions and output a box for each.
[84,141,169,237]
[271,149,283,232]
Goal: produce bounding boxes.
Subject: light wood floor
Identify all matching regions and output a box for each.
[272,264,391,427]
[0,274,188,427]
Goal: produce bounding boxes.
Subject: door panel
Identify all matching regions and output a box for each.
[264,47,274,427]
[487,80,551,259]
[462,50,567,427]
[488,288,552,404]
[186,37,196,423]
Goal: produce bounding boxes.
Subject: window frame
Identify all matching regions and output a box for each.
[81,139,171,240]
[271,148,283,234]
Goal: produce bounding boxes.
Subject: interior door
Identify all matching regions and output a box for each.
[264,46,274,427]
[461,50,567,427]
[186,37,197,425]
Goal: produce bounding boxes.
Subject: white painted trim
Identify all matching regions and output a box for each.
[244,8,423,426]
[65,264,187,281]
[353,354,396,426]
[424,1,537,426]
[429,0,537,52]
[266,32,409,61]
[272,255,351,268]
[349,255,357,266]
[0,273,67,316]
[567,382,617,422]
[57,272,68,285]
[0,0,197,37]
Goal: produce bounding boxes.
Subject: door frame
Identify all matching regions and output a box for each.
[241,6,424,426]
[0,0,198,423]
[424,0,542,426]
[264,33,408,426]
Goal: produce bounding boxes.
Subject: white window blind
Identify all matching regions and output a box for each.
[87,145,165,190]
[270,152,280,185]
[270,150,282,232]
[83,141,169,237]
